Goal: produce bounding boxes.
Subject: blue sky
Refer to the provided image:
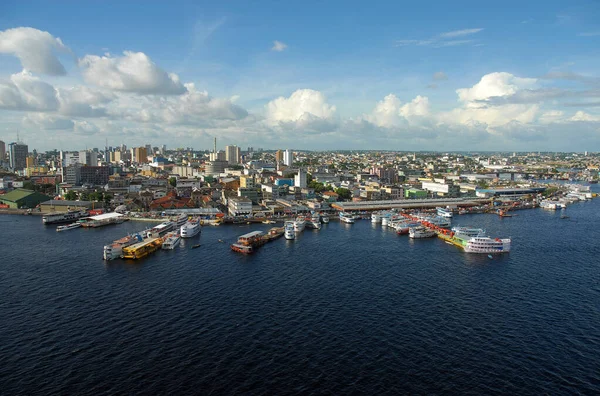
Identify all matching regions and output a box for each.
[1,0,600,151]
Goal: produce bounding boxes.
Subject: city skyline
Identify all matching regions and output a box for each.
[1,1,600,151]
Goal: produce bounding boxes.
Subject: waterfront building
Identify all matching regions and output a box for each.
[38,199,93,213]
[284,149,293,166]
[228,197,253,216]
[8,142,28,171]
[0,188,52,209]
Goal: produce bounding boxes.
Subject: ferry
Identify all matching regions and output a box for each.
[146,222,174,237]
[173,214,188,228]
[451,226,485,239]
[371,213,382,223]
[231,243,253,254]
[306,215,322,230]
[103,233,144,260]
[428,216,452,228]
[180,218,201,238]
[42,210,88,225]
[121,237,163,259]
[339,212,356,224]
[284,222,295,240]
[464,236,511,254]
[293,218,306,232]
[162,233,181,250]
[56,222,81,232]
[409,226,436,239]
[436,207,453,218]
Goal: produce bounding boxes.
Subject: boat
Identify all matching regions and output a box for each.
[436,207,453,218]
[464,236,511,254]
[371,213,382,223]
[103,233,144,260]
[321,214,329,224]
[539,200,559,210]
[428,216,452,228]
[409,225,436,239]
[192,244,201,249]
[42,210,88,225]
[56,222,81,232]
[230,243,253,254]
[180,218,201,238]
[284,222,295,240]
[339,212,356,224]
[173,214,188,228]
[161,233,181,250]
[121,237,163,259]
[79,213,126,228]
[395,221,412,235]
[293,218,306,232]
[451,226,485,239]
[146,222,174,237]
[306,215,322,230]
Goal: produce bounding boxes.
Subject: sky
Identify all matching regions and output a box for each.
[1,0,600,152]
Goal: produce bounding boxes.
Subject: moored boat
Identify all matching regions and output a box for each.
[231,243,253,254]
[436,207,453,218]
[103,233,144,260]
[161,233,181,250]
[451,226,485,239]
[121,237,163,259]
[293,218,306,232]
[284,221,295,240]
[43,210,88,225]
[339,212,356,224]
[409,225,436,239]
[180,218,201,238]
[464,236,511,254]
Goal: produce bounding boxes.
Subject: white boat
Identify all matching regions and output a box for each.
[428,216,452,228]
[436,207,453,218]
[451,226,485,239]
[321,214,329,224]
[180,219,201,238]
[539,200,559,210]
[371,213,382,223]
[146,222,174,238]
[43,210,88,225]
[284,222,295,240]
[162,233,181,249]
[56,222,81,232]
[306,215,321,230]
[293,218,306,232]
[173,214,188,228]
[339,212,356,223]
[409,225,436,239]
[103,233,144,260]
[464,236,511,254]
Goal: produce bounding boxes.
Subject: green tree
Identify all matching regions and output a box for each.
[335,187,352,200]
[80,191,90,201]
[104,194,113,206]
[168,177,177,187]
[64,191,77,200]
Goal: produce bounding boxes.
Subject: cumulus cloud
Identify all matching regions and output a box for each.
[570,110,600,122]
[265,89,337,132]
[23,113,74,130]
[362,94,430,128]
[0,27,71,75]
[456,72,537,106]
[78,51,187,95]
[0,70,59,111]
[271,40,288,52]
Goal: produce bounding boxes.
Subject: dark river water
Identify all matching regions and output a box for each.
[1,186,600,395]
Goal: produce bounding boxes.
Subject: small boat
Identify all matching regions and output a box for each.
[192,244,201,249]
[488,254,493,259]
[56,223,81,232]
[218,239,224,243]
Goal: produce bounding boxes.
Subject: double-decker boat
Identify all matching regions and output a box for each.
[451,226,485,239]
[103,233,145,260]
[293,218,306,232]
[409,225,436,239]
[173,214,188,228]
[162,233,181,250]
[42,210,88,225]
[436,207,453,218]
[306,214,321,230]
[122,237,163,259]
[339,212,356,224]
[464,236,511,254]
[371,213,382,223]
[146,222,174,237]
[56,222,81,232]
[180,218,201,238]
[284,222,295,240]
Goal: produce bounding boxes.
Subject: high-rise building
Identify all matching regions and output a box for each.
[294,169,307,188]
[283,149,293,166]
[275,150,284,163]
[209,151,226,161]
[131,147,148,163]
[225,145,241,165]
[9,142,28,171]
[145,144,152,156]
[0,140,5,161]
[79,150,98,166]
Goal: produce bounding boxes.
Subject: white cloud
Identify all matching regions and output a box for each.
[57,86,114,117]
[266,89,336,131]
[271,40,288,52]
[456,72,537,107]
[78,51,187,95]
[539,110,564,124]
[439,28,483,38]
[0,70,59,111]
[363,94,430,128]
[0,27,71,75]
[570,111,600,122]
[433,71,448,81]
[400,95,430,118]
[23,113,74,130]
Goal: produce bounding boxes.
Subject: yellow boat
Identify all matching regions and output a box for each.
[121,237,163,259]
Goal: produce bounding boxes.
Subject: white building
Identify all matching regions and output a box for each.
[284,149,293,166]
[209,150,226,161]
[225,145,241,165]
[294,169,307,188]
[228,197,253,216]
